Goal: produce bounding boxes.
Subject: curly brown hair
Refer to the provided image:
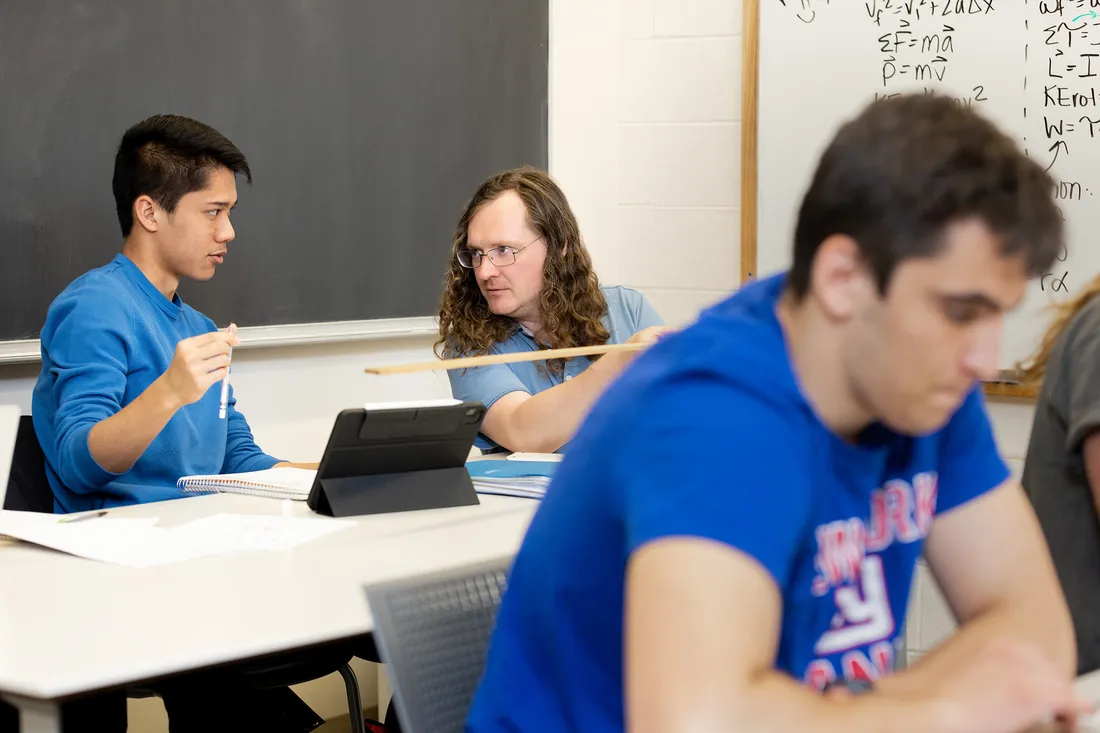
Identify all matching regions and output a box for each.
[435,166,610,375]
[1017,274,1100,385]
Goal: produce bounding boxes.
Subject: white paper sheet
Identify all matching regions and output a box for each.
[0,511,354,568]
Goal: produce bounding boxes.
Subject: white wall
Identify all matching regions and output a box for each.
[551,0,742,325]
[0,0,1042,724]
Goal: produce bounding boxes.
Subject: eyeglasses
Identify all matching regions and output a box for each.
[457,238,542,269]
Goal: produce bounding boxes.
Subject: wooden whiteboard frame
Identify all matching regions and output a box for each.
[738,0,1034,399]
[740,0,760,288]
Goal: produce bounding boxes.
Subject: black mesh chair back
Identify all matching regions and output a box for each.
[365,556,512,733]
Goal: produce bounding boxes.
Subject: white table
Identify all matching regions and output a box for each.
[8,492,1100,733]
[0,491,538,732]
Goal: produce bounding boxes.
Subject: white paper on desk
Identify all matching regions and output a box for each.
[506,452,564,463]
[168,514,356,553]
[0,511,354,568]
[0,511,181,568]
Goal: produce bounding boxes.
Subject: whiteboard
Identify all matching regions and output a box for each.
[755,0,1092,372]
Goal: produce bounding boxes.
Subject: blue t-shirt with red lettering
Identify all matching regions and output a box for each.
[465,272,1009,732]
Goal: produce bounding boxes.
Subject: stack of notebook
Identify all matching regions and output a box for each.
[176,457,561,503]
[465,458,560,499]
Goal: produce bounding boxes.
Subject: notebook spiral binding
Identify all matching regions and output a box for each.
[178,478,308,501]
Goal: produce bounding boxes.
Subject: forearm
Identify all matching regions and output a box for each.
[87,377,180,474]
[501,353,631,452]
[635,670,944,733]
[886,601,1076,692]
[750,671,950,733]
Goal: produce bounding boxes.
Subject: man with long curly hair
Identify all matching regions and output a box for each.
[466,95,1088,732]
[436,166,668,454]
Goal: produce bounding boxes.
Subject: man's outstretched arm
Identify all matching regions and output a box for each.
[624,535,1086,733]
[901,479,1076,685]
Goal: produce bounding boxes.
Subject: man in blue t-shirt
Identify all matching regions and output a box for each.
[32,115,314,513]
[436,166,668,454]
[466,95,1090,732]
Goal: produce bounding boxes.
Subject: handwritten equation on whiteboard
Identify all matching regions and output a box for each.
[773,0,1089,293]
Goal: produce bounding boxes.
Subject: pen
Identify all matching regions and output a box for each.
[219,324,235,419]
[59,510,108,524]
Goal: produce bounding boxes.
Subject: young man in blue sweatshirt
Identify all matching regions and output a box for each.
[32,114,309,513]
[23,114,322,732]
[466,95,1090,732]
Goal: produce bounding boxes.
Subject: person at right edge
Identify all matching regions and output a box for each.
[464,93,1092,733]
[1019,272,1100,679]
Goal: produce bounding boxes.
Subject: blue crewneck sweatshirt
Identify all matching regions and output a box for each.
[32,253,280,513]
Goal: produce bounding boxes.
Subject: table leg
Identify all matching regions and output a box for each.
[1,696,61,733]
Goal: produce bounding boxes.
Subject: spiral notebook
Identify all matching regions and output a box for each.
[177,467,317,501]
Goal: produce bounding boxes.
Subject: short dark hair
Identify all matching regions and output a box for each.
[787,93,1062,299]
[111,114,252,237]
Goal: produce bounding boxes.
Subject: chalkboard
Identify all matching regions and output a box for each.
[0,0,548,343]
[742,0,1095,395]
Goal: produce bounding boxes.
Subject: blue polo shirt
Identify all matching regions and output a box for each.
[465,272,1009,732]
[32,253,280,512]
[447,285,663,452]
